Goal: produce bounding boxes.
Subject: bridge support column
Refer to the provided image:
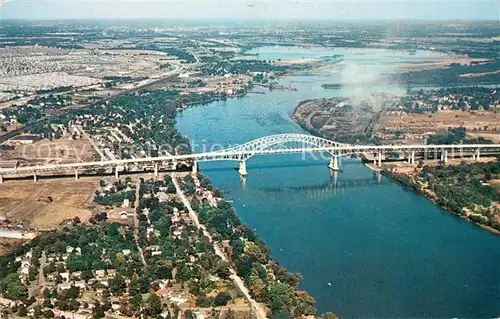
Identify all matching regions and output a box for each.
[75,170,79,181]
[411,150,415,165]
[192,161,198,174]
[172,160,178,170]
[114,166,119,180]
[0,175,3,184]
[476,149,480,161]
[377,152,382,167]
[328,155,340,171]
[154,163,159,177]
[443,150,448,164]
[238,160,248,176]
[33,172,37,183]
[434,148,438,160]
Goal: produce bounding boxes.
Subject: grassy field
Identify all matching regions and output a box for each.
[0,178,99,229]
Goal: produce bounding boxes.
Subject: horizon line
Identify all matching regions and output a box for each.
[1,17,499,22]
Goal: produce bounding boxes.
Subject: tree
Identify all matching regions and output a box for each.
[92,302,105,318]
[249,273,266,299]
[321,312,339,319]
[17,304,28,317]
[245,242,268,264]
[0,273,28,300]
[155,266,172,280]
[196,296,213,307]
[109,274,127,295]
[264,282,294,315]
[213,292,231,307]
[184,310,197,319]
[34,305,43,318]
[107,223,120,238]
[145,294,162,316]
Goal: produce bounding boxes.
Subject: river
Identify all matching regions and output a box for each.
[176,47,500,317]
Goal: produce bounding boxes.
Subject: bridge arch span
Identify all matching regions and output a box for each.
[217,133,347,161]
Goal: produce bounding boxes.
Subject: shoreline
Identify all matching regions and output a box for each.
[291,97,500,236]
[380,168,500,236]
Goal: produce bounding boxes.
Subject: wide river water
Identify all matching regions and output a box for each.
[176,47,500,317]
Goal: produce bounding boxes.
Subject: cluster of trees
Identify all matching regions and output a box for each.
[427,127,467,145]
[420,162,500,227]
[135,178,239,316]
[27,95,72,109]
[35,86,74,95]
[399,86,499,114]
[0,222,150,317]
[394,61,500,86]
[129,45,197,63]
[201,59,286,77]
[183,175,196,195]
[1,105,42,124]
[0,273,28,301]
[427,127,493,145]
[197,200,317,317]
[390,161,500,231]
[94,190,135,207]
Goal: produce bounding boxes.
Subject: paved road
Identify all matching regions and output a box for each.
[172,173,268,319]
[38,251,46,287]
[133,179,147,267]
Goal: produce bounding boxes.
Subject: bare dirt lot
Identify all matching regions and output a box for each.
[379,110,500,136]
[0,179,99,229]
[1,138,97,165]
[0,238,26,256]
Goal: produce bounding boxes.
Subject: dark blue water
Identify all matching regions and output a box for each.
[176,47,500,317]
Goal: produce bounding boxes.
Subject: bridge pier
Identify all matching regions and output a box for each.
[328,155,340,171]
[172,160,178,170]
[33,172,38,183]
[75,169,79,180]
[411,150,415,165]
[192,161,198,174]
[377,152,382,167]
[476,149,481,161]
[114,166,119,180]
[0,175,3,184]
[154,163,159,177]
[238,160,248,176]
[442,150,448,163]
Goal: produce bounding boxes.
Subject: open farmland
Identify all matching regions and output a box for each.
[377,110,500,143]
[0,179,99,229]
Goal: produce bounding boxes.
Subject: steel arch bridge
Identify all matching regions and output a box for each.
[197,133,346,161]
[1,133,500,182]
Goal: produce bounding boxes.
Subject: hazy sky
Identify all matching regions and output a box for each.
[1,0,499,20]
